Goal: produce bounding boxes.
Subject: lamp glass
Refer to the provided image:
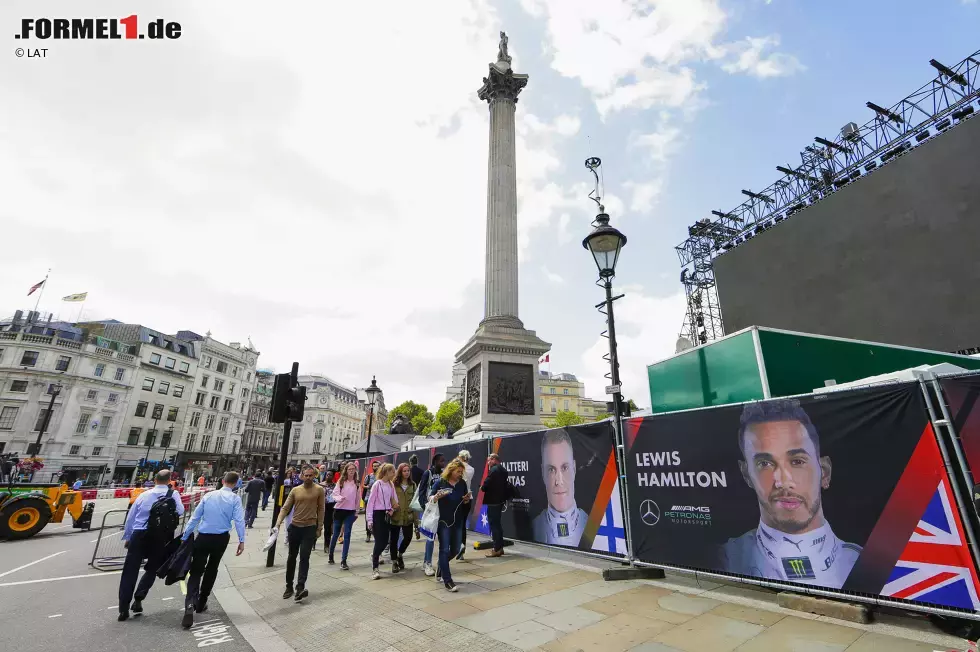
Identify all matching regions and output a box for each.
[586,233,623,276]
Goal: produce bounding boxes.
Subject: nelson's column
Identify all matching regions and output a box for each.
[454,32,551,439]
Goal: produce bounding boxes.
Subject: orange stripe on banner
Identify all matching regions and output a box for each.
[582,450,620,548]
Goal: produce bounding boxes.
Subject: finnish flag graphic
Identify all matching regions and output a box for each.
[591,481,628,555]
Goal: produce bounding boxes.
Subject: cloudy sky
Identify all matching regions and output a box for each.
[1,0,977,413]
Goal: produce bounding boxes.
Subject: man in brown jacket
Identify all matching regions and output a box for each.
[275,465,324,601]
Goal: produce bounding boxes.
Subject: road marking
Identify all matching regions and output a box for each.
[90,530,123,543]
[180,580,187,595]
[162,596,174,601]
[48,614,62,618]
[0,551,66,579]
[0,571,120,587]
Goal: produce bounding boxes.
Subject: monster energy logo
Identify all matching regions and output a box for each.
[781,556,815,579]
[557,522,569,537]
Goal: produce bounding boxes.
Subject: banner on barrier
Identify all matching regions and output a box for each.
[624,383,980,612]
[939,374,980,487]
[492,421,626,556]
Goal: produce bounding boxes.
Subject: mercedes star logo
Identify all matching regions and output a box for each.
[639,499,660,526]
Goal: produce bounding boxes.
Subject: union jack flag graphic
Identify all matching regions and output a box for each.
[881,479,980,610]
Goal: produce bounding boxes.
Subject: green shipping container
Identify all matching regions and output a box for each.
[647,326,980,414]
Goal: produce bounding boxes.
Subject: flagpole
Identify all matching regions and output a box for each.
[33,269,51,315]
[75,297,87,323]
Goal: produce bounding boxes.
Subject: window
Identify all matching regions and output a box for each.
[161,429,172,448]
[185,433,196,450]
[135,401,148,417]
[149,353,161,365]
[158,381,170,395]
[215,437,225,452]
[93,446,103,456]
[216,361,228,374]
[229,382,236,394]
[179,361,190,373]
[241,387,249,399]
[167,407,179,422]
[205,414,215,430]
[127,427,141,445]
[10,380,28,392]
[190,411,201,427]
[152,404,164,420]
[223,398,233,411]
[142,377,155,391]
[20,350,39,366]
[145,429,156,446]
[563,388,569,395]
[94,363,106,377]
[209,396,220,409]
[291,442,298,454]
[313,442,321,454]
[539,398,543,411]
[86,389,98,401]
[240,402,245,414]
[114,367,125,381]
[294,427,302,437]
[314,428,323,440]
[232,366,238,377]
[0,406,18,430]
[201,374,209,387]
[219,417,229,432]
[214,379,224,392]
[34,410,55,431]
[98,416,112,436]
[69,445,81,456]
[165,357,176,370]
[235,420,241,434]
[232,440,238,453]
[75,412,92,434]
[550,388,556,394]
[564,399,569,411]
[203,356,212,369]
[173,384,184,398]
[195,392,206,406]
[108,392,118,404]
[550,400,557,413]
[247,372,251,381]
[201,435,211,452]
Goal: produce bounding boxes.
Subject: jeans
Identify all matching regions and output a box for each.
[261,489,271,510]
[285,524,317,589]
[486,504,504,551]
[185,532,230,610]
[389,524,412,560]
[329,509,356,562]
[424,538,435,565]
[371,510,390,569]
[117,530,170,613]
[437,522,463,584]
[245,501,259,527]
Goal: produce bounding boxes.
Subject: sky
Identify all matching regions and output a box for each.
[1,0,977,414]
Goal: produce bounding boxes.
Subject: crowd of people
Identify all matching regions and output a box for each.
[114,451,513,626]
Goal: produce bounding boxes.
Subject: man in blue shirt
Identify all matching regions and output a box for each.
[117,469,185,621]
[72,478,83,490]
[180,471,246,629]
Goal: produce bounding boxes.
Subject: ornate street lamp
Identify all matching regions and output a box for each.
[364,376,381,457]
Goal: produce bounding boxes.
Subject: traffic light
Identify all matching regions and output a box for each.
[270,372,307,423]
[288,384,307,422]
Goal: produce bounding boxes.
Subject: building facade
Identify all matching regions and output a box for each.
[297,375,377,462]
[241,370,282,473]
[538,371,609,424]
[1,312,140,484]
[356,384,388,441]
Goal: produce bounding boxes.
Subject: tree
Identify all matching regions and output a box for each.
[385,401,433,434]
[434,400,463,434]
[593,412,611,421]
[544,410,585,428]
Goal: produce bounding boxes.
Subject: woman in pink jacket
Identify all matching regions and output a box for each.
[328,463,361,570]
[366,463,398,579]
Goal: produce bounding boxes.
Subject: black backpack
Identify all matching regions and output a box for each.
[147,488,179,539]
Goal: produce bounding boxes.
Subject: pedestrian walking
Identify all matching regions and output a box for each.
[274,466,324,600]
[329,462,360,570]
[244,474,264,528]
[418,453,445,576]
[367,463,397,579]
[117,469,184,621]
[262,470,274,510]
[361,460,381,542]
[455,450,476,561]
[430,459,471,592]
[320,470,337,552]
[180,472,246,629]
[389,463,417,572]
[481,453,509,557]
[409,455,423,485]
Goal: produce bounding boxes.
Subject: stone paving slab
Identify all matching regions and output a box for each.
[224,508,974,652]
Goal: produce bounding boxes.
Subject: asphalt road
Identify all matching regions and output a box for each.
[0,504,255,652]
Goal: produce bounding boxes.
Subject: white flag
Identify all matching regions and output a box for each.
[62,292,88,302]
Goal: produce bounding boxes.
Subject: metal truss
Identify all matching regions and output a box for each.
[677,49,980,344]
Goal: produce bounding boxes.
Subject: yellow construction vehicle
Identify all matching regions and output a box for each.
[0,482,93,539]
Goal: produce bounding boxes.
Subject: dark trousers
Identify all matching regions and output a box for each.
[371,510,390,569]
[388,523,412,560]
[459,503,470,549]
[245,501,259,527]
[487,504,505,551]
[118,530,169,613]
[322,503,335,549]
[437,521,463,584]
[185,532,230,610]
[261,488,271,510]
[286,524,317,589]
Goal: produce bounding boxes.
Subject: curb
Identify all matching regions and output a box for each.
[212,553,296,652]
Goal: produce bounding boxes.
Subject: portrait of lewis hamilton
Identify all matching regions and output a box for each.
[721,398,862,588]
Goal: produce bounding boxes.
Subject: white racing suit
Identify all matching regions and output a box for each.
[721,520,861,589]
[532,504,588,546]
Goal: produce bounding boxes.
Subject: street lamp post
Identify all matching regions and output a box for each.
[160,426,175,469]
[30,382,63,457]
[142,408,162,479]
[364,376,381,457]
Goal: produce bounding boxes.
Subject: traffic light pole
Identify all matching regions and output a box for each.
[267,361,299,567]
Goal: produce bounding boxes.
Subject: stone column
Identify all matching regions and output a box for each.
[478,63,528,329]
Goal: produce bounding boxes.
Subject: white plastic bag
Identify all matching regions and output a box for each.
[409,490,422,513]
[261,526,279,552]
[419,501,439,541]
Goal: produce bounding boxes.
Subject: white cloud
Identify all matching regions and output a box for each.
[580,288,688,408]
[623,179,665,213]
[634,123,683,164]
[542,266,565,285]
[720,36,806,78]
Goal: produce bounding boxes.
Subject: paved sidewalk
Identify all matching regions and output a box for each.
[221,508,973,652]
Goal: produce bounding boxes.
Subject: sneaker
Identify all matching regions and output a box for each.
[328,556,335,564]
[436,567,442,581]
[445,581,458,593]
[379,558,385,565]
[391,561,400,574]
[130,598,143,614]
[341,561,350,571]
[372,569,381,580]
[415,529,420,540]
[195,601,208,614]
[485,550,504,558]
[365,536,372,543]
[423,563,435,577]
[181,608,194,629]
[455,550,466,561]
[283,587,294,599]
[117,612,129,622]
[295,587,308,601]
